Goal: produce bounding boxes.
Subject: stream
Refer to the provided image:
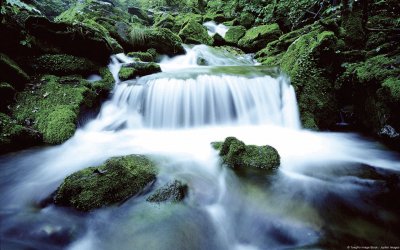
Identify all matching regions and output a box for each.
[1,45,399,250]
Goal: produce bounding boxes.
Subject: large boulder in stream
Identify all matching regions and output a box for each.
[54,155,158,212]
[213,137,280,171]
[178,20,213,46]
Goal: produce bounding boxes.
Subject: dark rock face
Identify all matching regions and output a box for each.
[25,16,114,64]
[54,155,158,211]
[147,180,188,203]
[214,137,280,171]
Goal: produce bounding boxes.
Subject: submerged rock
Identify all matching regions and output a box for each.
[214,137,280,171]
[147,180,188,203]
[54,155,158,211]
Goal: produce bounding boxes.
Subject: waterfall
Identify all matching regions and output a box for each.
[203,21,229,37]
[88,45,300,131]
[1,45,399,250]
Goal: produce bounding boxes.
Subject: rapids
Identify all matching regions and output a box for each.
[0,45,399,250]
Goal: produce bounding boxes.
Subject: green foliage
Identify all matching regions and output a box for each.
[383,77,400,102]
[55,155,158,211]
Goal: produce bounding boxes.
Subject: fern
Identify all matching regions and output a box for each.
[129,26,149,48]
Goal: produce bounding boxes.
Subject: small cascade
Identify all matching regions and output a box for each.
[203,21,229,37]
[88,45,301,131]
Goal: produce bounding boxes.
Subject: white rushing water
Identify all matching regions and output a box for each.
[203,21,229,37]
[0,45,399,250]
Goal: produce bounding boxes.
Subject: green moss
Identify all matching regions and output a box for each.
[54,154,158,211]
[382,77,400,102]
[0,53,30,90]
[236,12,255,28]
[31,54,99,76]
[154,13,176,30]
[354,55,396,83]
[126,52,154,62]
[238,23,281,52]
[118,62,161,81]
[0,112,40,154]
[178,20,213,45]
[41,106,76,144]
[216,137,280,171]
[224,26,246,45]
[11,75,93,144]
[129,27,184,55]
[281,30,338,129]
[118,67,135,81]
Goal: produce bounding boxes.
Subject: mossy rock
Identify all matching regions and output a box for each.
[281,30,339,129]
[25,16,115,64]
[203,13,227,23]
[10,75,108,145]
[30,54,100,76]
[224,26,246,46]
[129,27,185,55]
[178,20,213,46]
[126,52,154,62]
[54,155,158,211]
[154,13,176,30]
[147,180,188,203]
[118,62,161,81]
[40,106,76,144]
[383,77,400,102]
[235,12,255,29]
[214,137,280,171]
[0,112,41,154]
[238,24,282,53]
[0,53,30,90]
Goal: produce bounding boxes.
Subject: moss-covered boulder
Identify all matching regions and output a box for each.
[178,20,213,45]
[0,53,30,90]
[203,13,227,23]
[281,30,339,129]
[10,74,111,145]
[129,27,185,55]
[147,180,188,203]
[214,137,280,171]
[127,51,154,62]
[0,113,41,154]
[54,155,158,211]
[25,16,116,64]
[238,24,282,52]
[224,26,246,46]
[234,12,255,29]
[29,54,100,76]
[118,62,161,81]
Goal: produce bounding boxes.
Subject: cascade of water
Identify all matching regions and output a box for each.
[203,21,229,37]
[1,44,399,250]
